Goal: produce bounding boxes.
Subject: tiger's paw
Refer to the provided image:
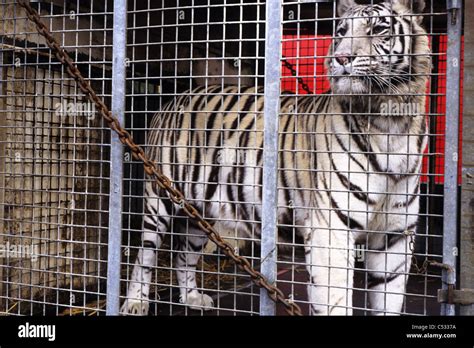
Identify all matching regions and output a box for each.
[120,298,150,316]
[180,291,214,311]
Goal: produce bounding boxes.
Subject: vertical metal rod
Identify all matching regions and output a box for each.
[106,0,127,315]
[442,0,463,316]
[260,0,282,316]
[460,0,474,317]
[0,47,6,309]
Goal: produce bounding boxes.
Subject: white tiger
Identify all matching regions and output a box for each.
[121,0,430,315]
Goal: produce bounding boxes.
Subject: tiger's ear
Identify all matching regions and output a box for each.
[338,0,356,17]
[389,0,425,23]
[391,0,426,14]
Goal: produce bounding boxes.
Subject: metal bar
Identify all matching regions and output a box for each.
[441,0,463,316]
[106,0,127,316]
[260,0,282,316]
[460,0,474,316]
[0,45,6,310]
[438,288,474,306]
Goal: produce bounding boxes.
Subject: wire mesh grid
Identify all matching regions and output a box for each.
[277,0,457,316]
[0,0,113,315]
[120,0,267,316]
[0,0,463,316]
[119,0,461,316]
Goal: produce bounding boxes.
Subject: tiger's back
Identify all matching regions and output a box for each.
[146,85,332,239]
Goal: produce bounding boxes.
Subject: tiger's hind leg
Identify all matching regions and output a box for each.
[120,195,170,315]
[175,227,214,311]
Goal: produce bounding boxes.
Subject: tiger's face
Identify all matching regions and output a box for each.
[329,0,429,95]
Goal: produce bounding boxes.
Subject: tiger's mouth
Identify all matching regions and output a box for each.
[331,75,370,95]
[330,57,382,94]
[330,60,371,94]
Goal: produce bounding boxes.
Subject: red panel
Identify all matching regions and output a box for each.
[426,35,464,185]
[282,35,331,94]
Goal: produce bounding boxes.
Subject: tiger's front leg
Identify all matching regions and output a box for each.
[366,233,412,316]
[175,229,214,311]
[120,191,169,315]
[304,211,355,315]
[366,185,420,315]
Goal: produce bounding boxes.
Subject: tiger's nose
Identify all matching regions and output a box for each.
[335,53,351,66]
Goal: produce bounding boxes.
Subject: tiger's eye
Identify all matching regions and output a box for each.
[372,25,387,35]
[337,27,347,36]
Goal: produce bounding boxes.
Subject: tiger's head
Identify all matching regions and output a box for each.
[328,0,431,98]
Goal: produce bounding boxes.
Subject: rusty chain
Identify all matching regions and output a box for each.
[404,230,429,274]
[281,55,313,94]
[404,229,447,275]
[17,0,302,316]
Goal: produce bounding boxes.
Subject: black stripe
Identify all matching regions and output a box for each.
[223,94,241,119]
[203,95,227,201]
[379,43,391,55]
[325,130,377,206]
[333,132,366,171]
[187,92,209,195]
[142,240,157,249]
[190,116,201,198]
[226,173,237,213]
[237,119,257,221]
[145,201,158,215]
[333,166,377,206]
[417,132,426,154]
[330,194,364,230]
[228,91,255,138]
[144,220,156,232]
[160,196,174,216]
[321,174,364,230]
[187,87,216,197]
[387,223,417,248]
[315,207,329,227]
[280,115,294,212]
[204,95,224,147]
[395,20,405,65]
[176,252,187,265]
[184,238,205,252]
[368,222,419,252]
[410,21,419,82]
[368,271,403,288]
[175,112,188,185]
[368,258,407,288]
[157,216,168,228]
[397,183,420,208]
[345,116,385,173]
[205,164,220,201]
[229,114,241,136]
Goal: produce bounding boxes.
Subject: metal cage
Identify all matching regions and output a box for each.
[0,0,466,316]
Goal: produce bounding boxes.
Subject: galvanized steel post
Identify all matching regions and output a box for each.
[260,0,282,316]
[106,0,127,315]
[442,0,463,316]
[460,0,474,317]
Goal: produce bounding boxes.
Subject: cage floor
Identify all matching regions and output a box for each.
[5,264,439,315]
[149,264,441,316]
